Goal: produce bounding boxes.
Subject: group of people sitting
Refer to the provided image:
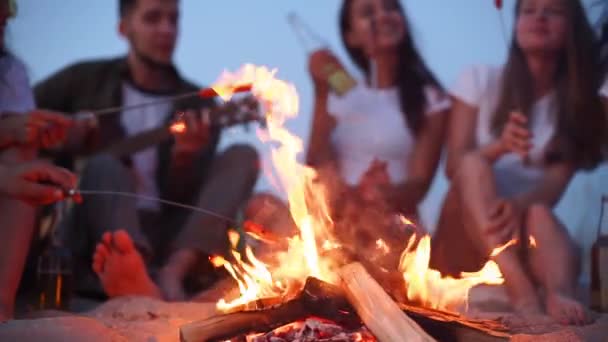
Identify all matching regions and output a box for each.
[1,0,607,327]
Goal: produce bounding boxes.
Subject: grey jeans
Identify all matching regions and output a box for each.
[60,144,259,297]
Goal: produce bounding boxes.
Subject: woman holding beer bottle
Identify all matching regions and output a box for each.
[306,0,449,219]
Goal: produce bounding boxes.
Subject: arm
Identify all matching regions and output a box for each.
[392,109,448,214]
[305,88,337,168]
[163,102,220,203]
[444,98,484,179]
[34,63,100,155]
[512,161,575,208]
[444,97,524,179]
[0,161,76,205]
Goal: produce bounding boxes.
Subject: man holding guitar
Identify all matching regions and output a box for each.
[34,0,260,301]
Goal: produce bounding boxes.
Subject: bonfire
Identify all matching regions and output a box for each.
[180,64,515,342]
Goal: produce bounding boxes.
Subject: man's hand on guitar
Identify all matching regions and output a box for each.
[172,109,211,155]
[0,161,77,205]
[0,110,73,149]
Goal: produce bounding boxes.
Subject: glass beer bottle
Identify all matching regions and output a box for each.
[288,12,357,96]
[37,245,73,311]
[591,195,608,312]
[37,201,74,311]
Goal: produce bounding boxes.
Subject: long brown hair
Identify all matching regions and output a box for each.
[492,0,606,168]
[339,0,443,135]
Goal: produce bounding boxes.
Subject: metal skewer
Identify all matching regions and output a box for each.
[80,84,253,119]
[65,189,238,224]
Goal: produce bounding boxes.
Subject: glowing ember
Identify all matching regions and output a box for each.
[210,255,227,268]
[399,216,415,226]
[375,239,390,255]
[399,235,505,312]
[209,64,341,311]
[489,236,538,258]
[169,120,186,134]
[236,318,376,342]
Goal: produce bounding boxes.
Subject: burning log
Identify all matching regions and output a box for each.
[179,277,360,342]
[339,262,436,342]
[180,275,511,341]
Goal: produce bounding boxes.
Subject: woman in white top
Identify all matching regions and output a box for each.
[306,0,449,222]
[431,0,606,325]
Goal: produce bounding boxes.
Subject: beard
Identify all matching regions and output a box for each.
[133,46,174,71]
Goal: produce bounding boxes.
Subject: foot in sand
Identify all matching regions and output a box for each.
[545,291,593,326]
[92,230,161,299]
[513,297,544,316]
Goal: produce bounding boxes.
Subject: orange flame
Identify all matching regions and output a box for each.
[399,235,505,312]
[169,121,186,134]
[529,236,537,248]
[489,238,518,258]
[208,65,340,312]
[375,239,390,255]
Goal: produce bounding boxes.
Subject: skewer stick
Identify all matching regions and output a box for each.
[65,189,238,224]
[84,84,253,118]
[62,189,278,244]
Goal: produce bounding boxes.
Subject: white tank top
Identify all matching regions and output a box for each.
[327,81,450,186]
[451,65,557,197]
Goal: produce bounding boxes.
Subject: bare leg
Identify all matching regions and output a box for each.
[0,148,37,321]
[431,184,486,275]
[436,153,542,314]
[92,230,161,299]
[0,198,35,321]
[525,204,591,325]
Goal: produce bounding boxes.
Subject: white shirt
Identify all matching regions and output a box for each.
[328,81,450,186]
[600,77,608,98]
[0,54,35,114]
[451,65,557,197]
[120,82,171,211]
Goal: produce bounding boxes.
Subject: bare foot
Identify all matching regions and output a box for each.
[545,291,592,326]
[92,230,161,299]
[510,292,544,317]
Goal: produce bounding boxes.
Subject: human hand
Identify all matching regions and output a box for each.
[0,161,77,205]
[485,199,524,248]
[172,109,211,155]
[358,159,391,202]
[497,111,532,159]
[0,110,73,148]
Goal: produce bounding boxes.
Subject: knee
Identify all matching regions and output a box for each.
[220,144,260,178]
[245,193,287,219]
[526,204,552,227]
[454,153,489,185]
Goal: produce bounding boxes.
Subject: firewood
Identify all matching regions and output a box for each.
[179,277,359,342]
[339,262,436,342]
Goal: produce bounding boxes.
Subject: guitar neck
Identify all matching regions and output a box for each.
[98,100,259,159]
